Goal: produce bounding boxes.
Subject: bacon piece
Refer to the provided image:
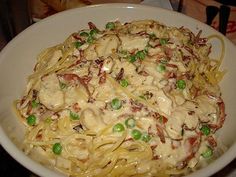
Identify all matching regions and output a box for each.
[152,155,160,160]
[81,75,92,85]
[182,55,191,64]
[32,89,38,100]
[20,96,27,106]
[164,72,176,79]
[151,145,157,150]
[79,50,85,60]
[68,59,82,69]
[130,99,143,112]
[138,70,149,76]
[59,73,91,96]
[206,136,217,148]
[166,63,178,69]
[88,22,98,30]
[72,33,83,41]
[72,103,81,112]
[136,31,149,37]
[176,135,201,169]
[117,113,133,120]
[36,133,42,140]
[26,103,33,115]
[194,30,208,46]
[115,68,124,81]
[190,86,200,99]
[164,47,173,59]
[60,73,78,81]
[156,124,166,143]
[184,46,199,60]
[123,138,133,143]
[95,59,103,65]
[99,72,106,84]
[160,116,168,124]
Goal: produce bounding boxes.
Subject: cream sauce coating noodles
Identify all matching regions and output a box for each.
[15,20,226,177]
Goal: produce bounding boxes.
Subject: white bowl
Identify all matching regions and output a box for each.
[0,3,236,177]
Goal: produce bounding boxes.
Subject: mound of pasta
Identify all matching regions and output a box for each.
[16,20,226,177]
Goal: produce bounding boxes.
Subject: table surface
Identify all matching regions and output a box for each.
[0,1,235,177]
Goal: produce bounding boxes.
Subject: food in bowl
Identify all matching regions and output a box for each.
[15,19,226,176]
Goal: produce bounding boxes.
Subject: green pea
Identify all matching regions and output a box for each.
[59,81,67,90]
[131,129,142,140]
[74,41,83,48]
[111,98,122,110]
[139,95,147,100]
[120,79,129,87]
[156,64,166,72]
[159,38,168,45]
[105,22,115,30]
[125,117,136,128]
[26,115,36,126]
[144,45,150,54]
[160,59,168,64]
[176,79,186,90]
[70,111,80,120]
[149,33,156,39]
[201,147,213,158]
[129,55,136,63]
[31,100,39,108]
[142,133,151,142]
[135,50,146,60]
[89,29,98,37]
[87,36,94,44]
[200,125,210,136]
[113,123,125,132]
[52,143,62,155]
[80,31,89,37]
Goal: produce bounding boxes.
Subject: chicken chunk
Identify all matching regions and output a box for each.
[38,73,64,110]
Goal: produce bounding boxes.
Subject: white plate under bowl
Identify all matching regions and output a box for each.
[0,3,236,177]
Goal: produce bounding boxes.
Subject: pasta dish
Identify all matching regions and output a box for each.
[15,20,226,176]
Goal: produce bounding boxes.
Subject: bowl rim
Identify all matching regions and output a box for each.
[0,3,236,177]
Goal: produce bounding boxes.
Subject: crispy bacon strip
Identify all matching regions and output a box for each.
[194,30,208,46]
[72,33,82,41]
[164,71,176,79]
[138,70,149,76]
[156,124,166,143]
[152,155,160,160]
[136,31,149,37]
[99,72,106,84]
[59,73,91,96]
[166,63,178,69]
[115,68,124,81]
[130,99,143,112]
[206,135,217,148]
[72,103,81,112]
[184,46,199,60]
[176,135,201,169]
[164,47,173,59]
[88,22,98,30]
